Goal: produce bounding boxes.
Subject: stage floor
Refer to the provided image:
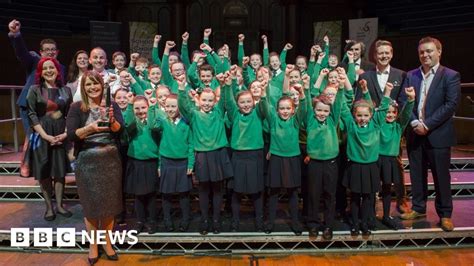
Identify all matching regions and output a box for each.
[1,197,473,233]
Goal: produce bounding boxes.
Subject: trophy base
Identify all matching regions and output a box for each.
[98,121,110,127]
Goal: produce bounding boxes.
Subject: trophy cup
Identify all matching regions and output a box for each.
[98,85,111,127]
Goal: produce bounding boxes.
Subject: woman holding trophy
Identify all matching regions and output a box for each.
[66,70,124,264]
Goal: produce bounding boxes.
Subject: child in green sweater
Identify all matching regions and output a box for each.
[378,85,415,230]
[340,79,393,236]
[177,73,233,235]
[124,95,160,234]
[222,72,266,232]
[148,93,195,232]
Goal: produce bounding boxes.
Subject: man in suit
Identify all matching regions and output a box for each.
[8,19,64,177]
[400,37,461,232]
[356,40,411,224]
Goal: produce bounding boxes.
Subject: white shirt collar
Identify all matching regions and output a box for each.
[376,65,390,75]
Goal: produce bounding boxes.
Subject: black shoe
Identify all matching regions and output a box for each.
[264,223,274,234]
[291,221,303,236]
[163,220,174,232]
[309,227,319,237]
[147,222,159,234]
[200,220,209,235]
[231,220,239,232]
[322,227,333,240]
[368,220,377,231]
[381,216,400,230]
[213,220,221,234]
[88,256,99,265]
[133,222,144,234]
[100,246,118,261]
[178,221,189,232]
[361,224,371,236]
[44,211,56,221]
[350,226,360,236]
[57,209,73,218]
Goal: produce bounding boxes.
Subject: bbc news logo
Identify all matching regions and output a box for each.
[10,228,138,247]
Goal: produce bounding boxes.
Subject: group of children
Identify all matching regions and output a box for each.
[69,29,416,240]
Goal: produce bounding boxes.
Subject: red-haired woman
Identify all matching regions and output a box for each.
[26,57,73,221]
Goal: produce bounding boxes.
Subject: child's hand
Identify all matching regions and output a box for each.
[284,43,293,50]
[224,71,232,85]
[108,74,117,84]
[242,56,250,67]
[261,35,268,44]
[192,52,205,62]
[323,35,329,45]
[405,86,416,101]
[359,79,368,93]
[346,51,354,62]
[285,64,295,76]
[144,89,153,99]
[318,52,326,60]
[384,82,394,96]
[303,155,310,165]
[301,74,310,89]
[320,68,330,76]
[314,44,322,53]
[336,67,346,75]
[203,28,212,38]
[148,97,157,106]
[126,92,135,104]
[165,41,176,50]
[153,35,162,44]
[182,32,189,43]
[187,169,193,175]
[199,43,212,52]
[130,53,139,62]
[215,72,225,85]
[238,33,245,43]
[176,74,187,90]
[230,64,238,76]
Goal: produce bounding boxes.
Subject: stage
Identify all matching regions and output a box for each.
[0,146,473,255]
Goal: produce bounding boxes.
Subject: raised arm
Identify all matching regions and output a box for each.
[262,35,269,66]
[177,74,194,120]
[8,20,37,70]
[237,34,245,67]
[280,43,292,70]
[161,41,176,86]
[399,86,416,129]
[151,34,162,66]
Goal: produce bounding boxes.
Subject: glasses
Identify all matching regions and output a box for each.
[41,48,57,52]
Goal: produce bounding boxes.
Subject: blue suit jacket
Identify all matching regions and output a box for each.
[401,65,461,148]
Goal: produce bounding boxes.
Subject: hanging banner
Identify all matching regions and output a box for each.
[129,22,157,60]
[90,21,122,65]
[349,17,378,51]
[313,20,342,59]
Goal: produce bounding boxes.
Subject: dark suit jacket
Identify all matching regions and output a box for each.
[401,65,461,148]
[340,59,375,73]
[355,66,406,106]
[9,32,65,108]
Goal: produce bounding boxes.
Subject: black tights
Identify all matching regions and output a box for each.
[350,192,371,228]
[231,192,263,223]
[199,181,224,221]
[381,184,392,218]
[268,188,299,224]
[135,192,157,223]
[162,192,190,222]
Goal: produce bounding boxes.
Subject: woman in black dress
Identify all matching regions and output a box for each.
[66,71,123,264]
[26,57,72,221]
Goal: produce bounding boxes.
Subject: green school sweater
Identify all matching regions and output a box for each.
[124,104,160,160]
[379,100,414,156]
[178,90,228,151]
[340,92,390,163]
[259,96,306,157]
[304,88,344,160]
[224,84,264,150]
[148,105,195,169]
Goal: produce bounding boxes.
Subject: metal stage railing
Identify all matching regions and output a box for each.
[0,228,473,254]
[0,85,22,153]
